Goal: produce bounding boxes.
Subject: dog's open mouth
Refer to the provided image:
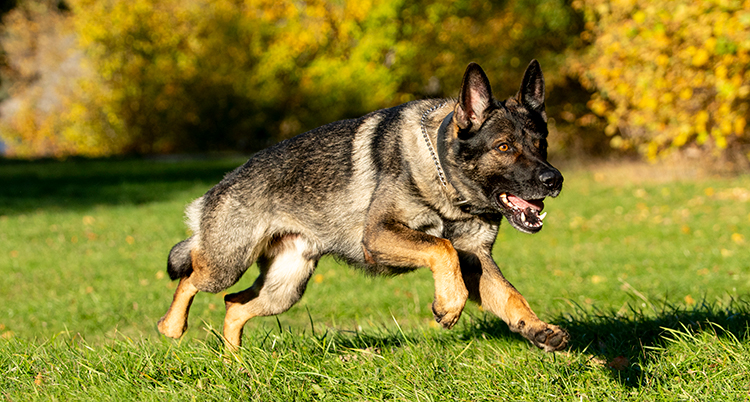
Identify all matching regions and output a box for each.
[497,193,547,233]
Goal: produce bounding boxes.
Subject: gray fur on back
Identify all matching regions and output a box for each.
[169,99,461,293]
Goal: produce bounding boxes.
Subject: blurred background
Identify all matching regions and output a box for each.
[0,0,748,169]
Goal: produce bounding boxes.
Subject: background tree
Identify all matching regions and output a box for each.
[1,0,748,168]
[568,0,750,167]
[0,0,584,157]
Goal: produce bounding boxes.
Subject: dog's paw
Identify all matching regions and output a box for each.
[157,315,187,339]
[518,321,569,352]
[431,301,463,329]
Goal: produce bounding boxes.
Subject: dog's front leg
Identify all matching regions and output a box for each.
[363,220,468,329]
[459,250,569,352]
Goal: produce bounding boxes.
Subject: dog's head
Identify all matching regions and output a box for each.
[440,60,563,234]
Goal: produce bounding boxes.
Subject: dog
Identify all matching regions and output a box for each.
[158,60,568,352]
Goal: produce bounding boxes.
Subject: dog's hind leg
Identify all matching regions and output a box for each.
[222,234,318,349]
[157,276,200,338]
[157,245,214,339]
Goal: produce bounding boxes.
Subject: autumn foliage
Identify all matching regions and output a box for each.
[569,0,750,163]
[1,0,584,157]
[0,0,748,165]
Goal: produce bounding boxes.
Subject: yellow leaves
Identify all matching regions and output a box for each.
[638,96,658,111]
[703,37,717,54]
[695,111,710,134]
[345,0,372,22]
[735,117,747,135]
[632,10,646,24]
[659,92,674,104]
[588,98,609,116]
[731,233,745,244]
[719,120,733,138]
[646,142,659,160]
[656,54,670,67]
[714,130,728,149]
[610,135,625,148]
[590,275,605,284]
[691,48,710,67]
[672,124,692,147]
[716,59,735,81]
[574,0,750,160]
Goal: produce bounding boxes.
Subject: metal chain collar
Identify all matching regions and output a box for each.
[419,102,449,188]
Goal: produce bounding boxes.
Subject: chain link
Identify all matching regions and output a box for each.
[420,102,449,188]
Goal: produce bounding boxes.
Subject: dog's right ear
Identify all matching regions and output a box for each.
[455,62,493,131]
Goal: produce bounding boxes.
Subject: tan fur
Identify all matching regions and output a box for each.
[461,251,568,352]
[156,277,199,338]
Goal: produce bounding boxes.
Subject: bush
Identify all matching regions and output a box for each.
[568,0,750,164]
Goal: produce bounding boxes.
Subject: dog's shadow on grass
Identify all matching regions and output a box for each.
[469,298,750,388]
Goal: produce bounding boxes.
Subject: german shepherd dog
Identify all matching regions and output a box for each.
[158,60,568,352]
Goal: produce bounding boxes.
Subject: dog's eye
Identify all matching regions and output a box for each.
[497,143,510,152]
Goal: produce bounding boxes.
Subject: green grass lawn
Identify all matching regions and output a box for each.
[1,157,749,400]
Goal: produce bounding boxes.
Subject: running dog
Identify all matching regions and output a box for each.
[158,60,568,352]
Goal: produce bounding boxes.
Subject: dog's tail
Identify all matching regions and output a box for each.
[167,238,194,280]
[167,196,204,280]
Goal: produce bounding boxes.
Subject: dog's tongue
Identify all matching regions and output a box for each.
[508,194,544,212]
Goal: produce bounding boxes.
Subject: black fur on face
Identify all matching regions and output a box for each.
[444,60,563,234]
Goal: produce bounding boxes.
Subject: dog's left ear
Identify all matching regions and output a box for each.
[456,62,493,131]
[516,59,547,121]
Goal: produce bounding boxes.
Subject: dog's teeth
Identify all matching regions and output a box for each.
[520,212,526,222]
[539,212,547,221]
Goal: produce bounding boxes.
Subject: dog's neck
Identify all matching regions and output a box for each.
[419,102,450,188]
[419,102,469,208]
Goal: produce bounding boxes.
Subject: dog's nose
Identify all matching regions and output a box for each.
[539,169,563,192]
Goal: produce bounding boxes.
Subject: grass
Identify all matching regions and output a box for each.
[1,156,750,400]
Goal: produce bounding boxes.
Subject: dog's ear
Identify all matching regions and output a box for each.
[516,59,546,121]
[455,62,493,131]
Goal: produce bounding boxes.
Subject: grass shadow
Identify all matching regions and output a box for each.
[466,297,750,388]
[0,156,247,214]
[561,297,750,387]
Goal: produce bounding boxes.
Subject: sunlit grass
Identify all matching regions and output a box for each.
[1,157,749,400]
